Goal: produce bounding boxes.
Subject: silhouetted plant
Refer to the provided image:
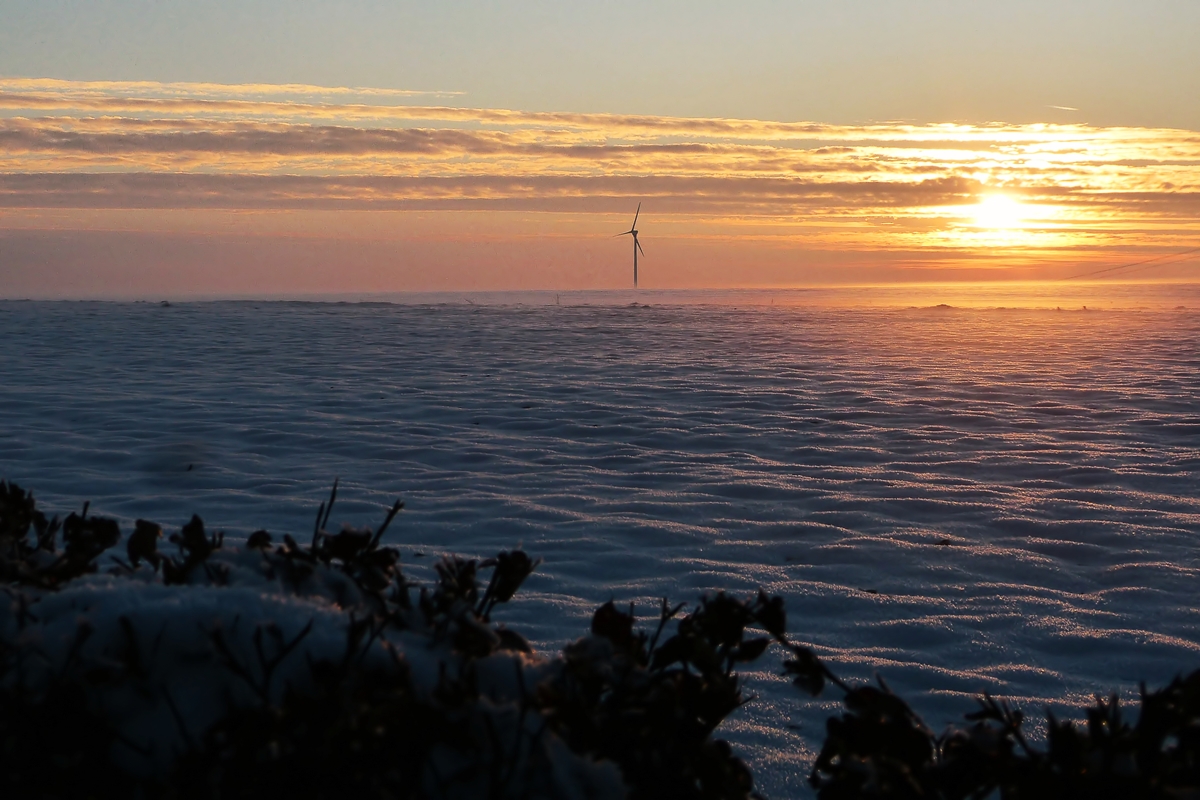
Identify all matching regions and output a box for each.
[537,589,842,800]
[162,514,225,584]
[0,483,662,797]
[804,671,1200,799]
[0,480,119,587]
[5,480,1200,799]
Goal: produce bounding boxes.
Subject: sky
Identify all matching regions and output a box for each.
[1,0,1199,297]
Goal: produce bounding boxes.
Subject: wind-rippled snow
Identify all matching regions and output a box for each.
[2,288,1199,797]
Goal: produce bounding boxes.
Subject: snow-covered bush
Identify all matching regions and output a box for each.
[0,481,801,799]
[8,479,1198,800]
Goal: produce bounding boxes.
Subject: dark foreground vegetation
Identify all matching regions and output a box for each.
[2,480,1199,799]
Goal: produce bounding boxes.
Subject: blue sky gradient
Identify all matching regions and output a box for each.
[2,0,1198,127]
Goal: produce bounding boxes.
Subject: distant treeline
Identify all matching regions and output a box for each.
[1,480,1198,799]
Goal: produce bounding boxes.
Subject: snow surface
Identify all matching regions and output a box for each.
[0,551,621,798]
[2,285,1199,797]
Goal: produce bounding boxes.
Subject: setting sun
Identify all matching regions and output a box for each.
[5,4,1200,799]
[970,194,1027,229]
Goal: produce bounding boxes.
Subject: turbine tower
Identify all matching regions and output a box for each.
[617,203,645,287]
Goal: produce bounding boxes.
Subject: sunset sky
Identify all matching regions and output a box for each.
[2,0,1198,296]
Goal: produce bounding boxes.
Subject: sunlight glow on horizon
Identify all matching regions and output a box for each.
[1,78,1198,295]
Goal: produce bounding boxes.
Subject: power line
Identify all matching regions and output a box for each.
[1061,246,1200,281]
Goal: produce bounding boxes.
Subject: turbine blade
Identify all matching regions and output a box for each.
[632,202,640,228]
[615,231,632,237]
[636,239,645,257]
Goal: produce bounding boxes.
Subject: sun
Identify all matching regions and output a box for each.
[969,194,1026,229]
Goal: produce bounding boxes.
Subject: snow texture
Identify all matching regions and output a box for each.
[2,285,1199,797]
[0,544,623,799]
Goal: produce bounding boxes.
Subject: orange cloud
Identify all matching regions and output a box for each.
[1,78,1199,294]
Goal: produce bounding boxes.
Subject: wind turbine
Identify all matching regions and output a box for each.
[616,203,645,287]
